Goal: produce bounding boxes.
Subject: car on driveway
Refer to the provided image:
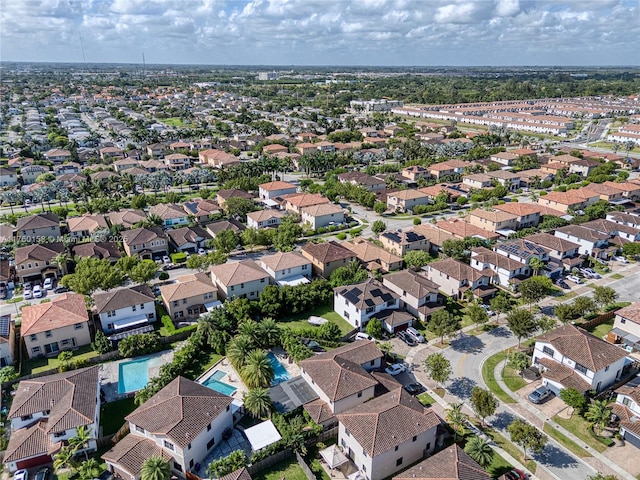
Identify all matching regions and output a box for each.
[355,332,373,341]
[23,288,33,300]
[13,470,28,480]
[403,382,423,395]
[566,275,582,284]
[397,330,417,347]
[34,468,50,480]
[580,268,600,279]
[54,286,69,294]
[613,256,629,264]
[406,326,425,343]
[33,285,44,298]
[528,385,553,404]
[43,277,54,290]
[504,469,527,480]
[385,363,406,376]
[554,278,570,289]
[162,255,171,264]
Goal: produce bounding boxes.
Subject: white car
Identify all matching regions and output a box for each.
[198,248,207,255]
[480,304,496,316]
[43,278,54,290]
[355,332,373,341]
[162,256,171,264]
[385,363,406,376]
[33,285,43,298]
[23,289,33,300]
[613,256,629,264]
[14,470,28,480]
[406,326,426,343]
[566,275,582,284]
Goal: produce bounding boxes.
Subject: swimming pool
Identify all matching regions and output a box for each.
[267,352,291,386]
[118,355,164,394]
[201,370,237,396]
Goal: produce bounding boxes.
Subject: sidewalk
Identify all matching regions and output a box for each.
[494,359,636,480]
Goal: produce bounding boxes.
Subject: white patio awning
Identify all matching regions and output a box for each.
[204,300,223,312]
[112,314,150,331]
[276,275,310,287]
[320,445,348,469]
[244,420,282,451]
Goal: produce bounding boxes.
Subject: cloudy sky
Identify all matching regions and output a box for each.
[1,0,639,66]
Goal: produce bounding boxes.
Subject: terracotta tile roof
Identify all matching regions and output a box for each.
[389,189,430,201]
[71,241,121,261]
[337,388,440,457]
[538,324,628,372]
[471,246,526,271]
[210,259,270,287]
[304,399,337,424]
[372,309,414,327]
[217,188,254,201]
[435,219,499,241]
[14,242,65,265]
[538,357,591,392]
[555,224,610,242]
[538,190,594,206]
[93,286,155,314]
[9,366,100,434]
[616,303,640,325]
[122,226,166,246]
[247,209,285,223]
[301,203,345,218]
[102,434,173,478]
[282,192,330,208]
[125,376,233,448]
[259,251,310,273]
[393,444,491,480]
[495,202,544,217]
[526,232,579,252]
[428,258,494,282]
[496,239,551,261]
[382,270,439,300]
[21,293,88,336]
[334,279,399,310]
[219,468,253,480]
[148,203,187,220]
[160,272,217,302]
[343,239,402,267]
[259,181,296,191]
[108,209,147,228]
[16,213,60,231]
[301,241,356,264]
[4,419,62,463]
[67,214,108,233]
[412,224,457,247]
[167,225,210,247]
[207,219,245,236]
[487,170,520,180]
[469,208,519,223]
[616,381,640,404]
[583,219,639,237]
[583,182,625,197]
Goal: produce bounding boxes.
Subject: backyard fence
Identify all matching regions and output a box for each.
[296,452,316,480]
[579,310,616,331]
[247,448,294,475]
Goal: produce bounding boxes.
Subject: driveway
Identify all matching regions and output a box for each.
[518,381,567,420]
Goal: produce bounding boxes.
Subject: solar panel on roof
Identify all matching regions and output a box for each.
[0,315,9,337]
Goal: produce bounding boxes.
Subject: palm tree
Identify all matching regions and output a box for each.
[241,349,274,389]
[77,458,100,480]
[255,318,280,348]
[529,257,545,276]
[238,318,259,341]
[585,400,612,436]
[445,402,468,442]
[243,387,272,418]
[141,456,171,480]
[53,445,78,474]
[464,436,494,467]
[69,424,92,460]
[226,334,255,370]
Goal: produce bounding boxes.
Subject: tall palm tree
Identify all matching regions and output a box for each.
[69,424,92,460]
[445,402,468,442]
[226,334,255,370]
[77,458,100,480]
[529,257,545,276]
[585,400,612,436]
[464,436,494,467]
[238,318,259,341]
[255,318,280,348]
[141,456,171,480]
[241,349,274,389]
[53,445,78,474]
[243,387,272,418]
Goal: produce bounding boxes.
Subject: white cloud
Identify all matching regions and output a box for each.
[495,0,520,17]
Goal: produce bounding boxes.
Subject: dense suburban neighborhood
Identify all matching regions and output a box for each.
[1,65,640,480]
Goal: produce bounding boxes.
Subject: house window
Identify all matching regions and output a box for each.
[183,299,187,305]
[345,428,350,437]
[163,440,175,451]
[261,278,265,283]
[74,323,83,330]
[107,310,115,317]
[575,363,588,375]
[426,442,431,451]
[366,307,375,314]
[135,425,144,433]
[207,437,216,449]
[207,423,212,431]
[621,318,626,324]
[623,397,632,407]
[190,459,194,468]
[605,365,610,372]
[412,435,417,442]
[344,311,349,319]
[21,414,33,421]
[357,392,362,398]
[173,462,182,472]
[30,334,37,342]
[173,301,179,307]
[61,339,70,347]
[140,304,145,310]
[394,445,398,452]
[51,431,64,438]
[396,458,403,467]
[341,439,346,448]
[45,330,52,338]
[188,443,192,450]
[132,305,137,312]
[542,346,554,357]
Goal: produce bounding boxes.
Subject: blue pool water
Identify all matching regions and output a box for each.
[201,370,237,396]
[268,352,291,386]
[118,356,163,394]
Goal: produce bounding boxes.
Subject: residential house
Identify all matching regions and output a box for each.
[554,225,612,259]
[44,148,72,162]
[258,252,312,286]
[582,182,626,203]
[608,303,640,351]
[167,226,210,254]
[216,188,254,208]
[393,444,491,480]
[333,279,400,331]
[121,226,168,259]
[486,170,521,191]
[518,168,553,188]
[108,209,147,229]
[258,181,297,201]
[199,149,241,169]
[568,158,600,177]
[603,181,640,201]
[412,224,458,255]
[537,190,600,213]
[146,143,165,158]
[379,230,430,256]
[16,213,60,242]
[612,375,640,448]
[401,166,430,182]
[0,315,15,367]
[386,190,430,213]
[53,163,82,176]
[0,167,18,186]
[435,219,499,242]
[467,209,518,234]
[210,259,270,300]
[337,172,386,192]
[301,203,346,230]
[5,366,100,472]
[582,219,640,243]
[470,247,529,288]
[462,173,494,190]
[526,232,583,272]
[71,242,121,263]
[533,324,629,395]
[164,153,191,171]
[99,146,124,161]
[607,211,640,230]
[14,242,65,283]
[417,184,463,203]
[206,219,245,238]
[113,158,140,172]
[301,241,357,278]
[344,239,403,273]
[170,141,191,151]
[103,377,234,479]
[493,238,561,277]
[424,258,497,300]
[21,164,50,184]
[21,293,91,358]
[281,192,330,215]
[490,151,519,166]
[160,273,218,321]
[262,144,289,155]
[382,270,442,322]
[94,285,156,335]
[428,162,456,180]
[148,204,190,228]
[183,198,221,224]
[337,388,441,480]
[139,160,170,173]
[246,209,284,229]
[494,202,542,229]
[67,214,109,240]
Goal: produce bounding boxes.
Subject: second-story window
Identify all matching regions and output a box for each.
[163,440,175,451]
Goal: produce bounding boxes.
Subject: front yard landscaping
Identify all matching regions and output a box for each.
[482,351,516,404]
[552,414,612,453]
[543,423,592,458]
[24,345,100,375]
[252,458,308,480]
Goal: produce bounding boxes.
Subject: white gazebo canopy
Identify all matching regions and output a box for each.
[244,420,282,451]
[320,445,348,469]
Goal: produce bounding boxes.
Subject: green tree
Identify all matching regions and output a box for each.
[366,318,384,339]
[371,220,386,235]
[559,388,587,415]
[507,418,547,461]
[243,388,272,418]
[508,351,530,377]
[470,387,497,427]
[57,351,74,372]
[61,257,125,295]
[585,400,612,436]
[254,318,281,348]
[445,402,468,441]
[529,257,545,276]
[572,296,597,318]
[329,259,368,287]
[68,425,92,460]
[518,275,553,310]
[403,250,433,269]
[129,259,158,284]
[141,455,171,480]
[464,436,494,467]
[429,309,460,344]
[554,303,577,324]
[465,303,489,326]
[208,450,247,478]
[53,445,78,474]
[490,292,514,324]
[241,350,275,389]
[374,201,387,215]
[423,352,452,386]
[223,196,256,218]
[537,315,557,333]
[213,229,240,254]
[227,335,255,370]
[593,286,618,310]
[273,216,302,252]
[506,308,537,347]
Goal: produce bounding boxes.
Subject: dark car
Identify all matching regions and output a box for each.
[53,286,70,294]
[397,330,417,347]
[528,385,553,404]
[34,468,50,480]
[504,469,527,480]
[0,286,7,300]
[555,279,570,289]
[403,382,423,395]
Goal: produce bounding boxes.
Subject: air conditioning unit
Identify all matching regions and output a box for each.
[625,345,634,353]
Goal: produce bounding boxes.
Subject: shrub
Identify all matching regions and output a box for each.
[158,271,169,281]
[92,330,114,354]
[413,218,421,225]
[171,252,187,264]
[316,227,327,234]
[336,232,347,240]
[118,333,162,358]
[348,221,358,227]
[328,225,336,232]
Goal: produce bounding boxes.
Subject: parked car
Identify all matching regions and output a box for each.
[33,285,43,298]
[405,326,425,343]
[480,304,495,316]
[198,248,207,255]
[23,289,33,300]
[566,275,582,284]
[0,286,7,300]
[580,268,600,279]
[504,469,527,480]
[554,278,570,289]
[43,277,54,290]
[54,286,69,294]
[528,385,553,404]
[23,282,32,291]
[34,468,50,480]
[385,363,406,376]
[397,330,418,347]
[403,382,423,395]
[613,256,629,264]
[355,332,373,341]
[13,470,28,480]
[162,255,171,264]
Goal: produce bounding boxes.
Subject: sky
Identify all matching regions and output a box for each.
[1,0,639,66]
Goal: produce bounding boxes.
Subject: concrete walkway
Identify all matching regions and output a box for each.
[494,359,636,480]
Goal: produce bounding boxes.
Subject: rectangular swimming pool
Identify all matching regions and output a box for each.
[267,352,291,386]
[118,355,164,394]
[201,370,237,396]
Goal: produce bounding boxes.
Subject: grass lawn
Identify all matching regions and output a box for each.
[586,319,614,340]
[252,458,308,480]
[502,365,527,392]
[417,392,435,407]
[552,414,611,453]
[611,273,624,280]
[6,296,23,303]
[555,291,577,301]
[100,397,137,436]
[543,423,592,458]
[485,427,536,474]
[24,345,100,375]
[469,323,499,336]
[281,302,354,335]
[485,449,515,478]
[183,351,223,381]
[481,351,516,404]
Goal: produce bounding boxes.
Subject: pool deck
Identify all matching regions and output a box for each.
[197,359,248,399]
[100,349,174,403]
